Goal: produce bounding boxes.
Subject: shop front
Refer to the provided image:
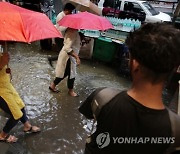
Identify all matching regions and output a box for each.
[79,16,141,77]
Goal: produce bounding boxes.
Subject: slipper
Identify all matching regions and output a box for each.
[49,86,60,93]
[0,135,18,143]
[24,126,41,133]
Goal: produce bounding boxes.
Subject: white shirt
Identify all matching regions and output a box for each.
[55,29,81,79]
[55,11,67,37]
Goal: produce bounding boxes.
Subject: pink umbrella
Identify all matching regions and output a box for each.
[0,2,62,43]
[0,2,62,79]
[58,11,113,31]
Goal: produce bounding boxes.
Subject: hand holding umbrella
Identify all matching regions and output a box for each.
[0,43,11,79]
[0,52,9,70]
[0,2,53,142]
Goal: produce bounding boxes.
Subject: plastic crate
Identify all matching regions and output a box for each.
[93,37,116,62]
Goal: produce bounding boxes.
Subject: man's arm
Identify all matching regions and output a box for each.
[68,51,80,65]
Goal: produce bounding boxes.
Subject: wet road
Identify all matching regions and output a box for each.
[0,41,130,154]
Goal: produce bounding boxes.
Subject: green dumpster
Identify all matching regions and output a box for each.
[93,37,116,62]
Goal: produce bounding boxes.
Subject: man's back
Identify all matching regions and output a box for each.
[84,91,172,154]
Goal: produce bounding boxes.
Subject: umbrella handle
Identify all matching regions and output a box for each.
[3,42,12,81]
[4,41,7,52]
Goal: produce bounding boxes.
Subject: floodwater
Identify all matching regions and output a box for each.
[0,42,130,154]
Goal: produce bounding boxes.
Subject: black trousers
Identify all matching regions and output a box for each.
[0,96,28,134]
[54,58,75,89]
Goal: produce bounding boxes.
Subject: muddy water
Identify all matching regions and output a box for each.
[0,42,130,154]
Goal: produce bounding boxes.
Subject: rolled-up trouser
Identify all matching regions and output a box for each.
[0,96,28,134]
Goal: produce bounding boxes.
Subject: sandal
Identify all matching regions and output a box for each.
[49,86,60,93]
[0,135,18,143]
[24,126,41,133]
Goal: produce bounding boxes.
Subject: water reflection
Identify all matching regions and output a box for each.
[0,42,130,153]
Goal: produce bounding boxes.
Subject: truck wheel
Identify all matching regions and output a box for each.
[40,39,52,50]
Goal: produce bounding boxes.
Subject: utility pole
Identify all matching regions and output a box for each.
[172,0,180,24]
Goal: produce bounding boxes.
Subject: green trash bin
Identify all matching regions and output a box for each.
[93,37,116,62]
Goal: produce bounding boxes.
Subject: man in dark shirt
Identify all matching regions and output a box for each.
[79,23,180,154]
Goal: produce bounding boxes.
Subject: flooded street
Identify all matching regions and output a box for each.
[0,41,130,154]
